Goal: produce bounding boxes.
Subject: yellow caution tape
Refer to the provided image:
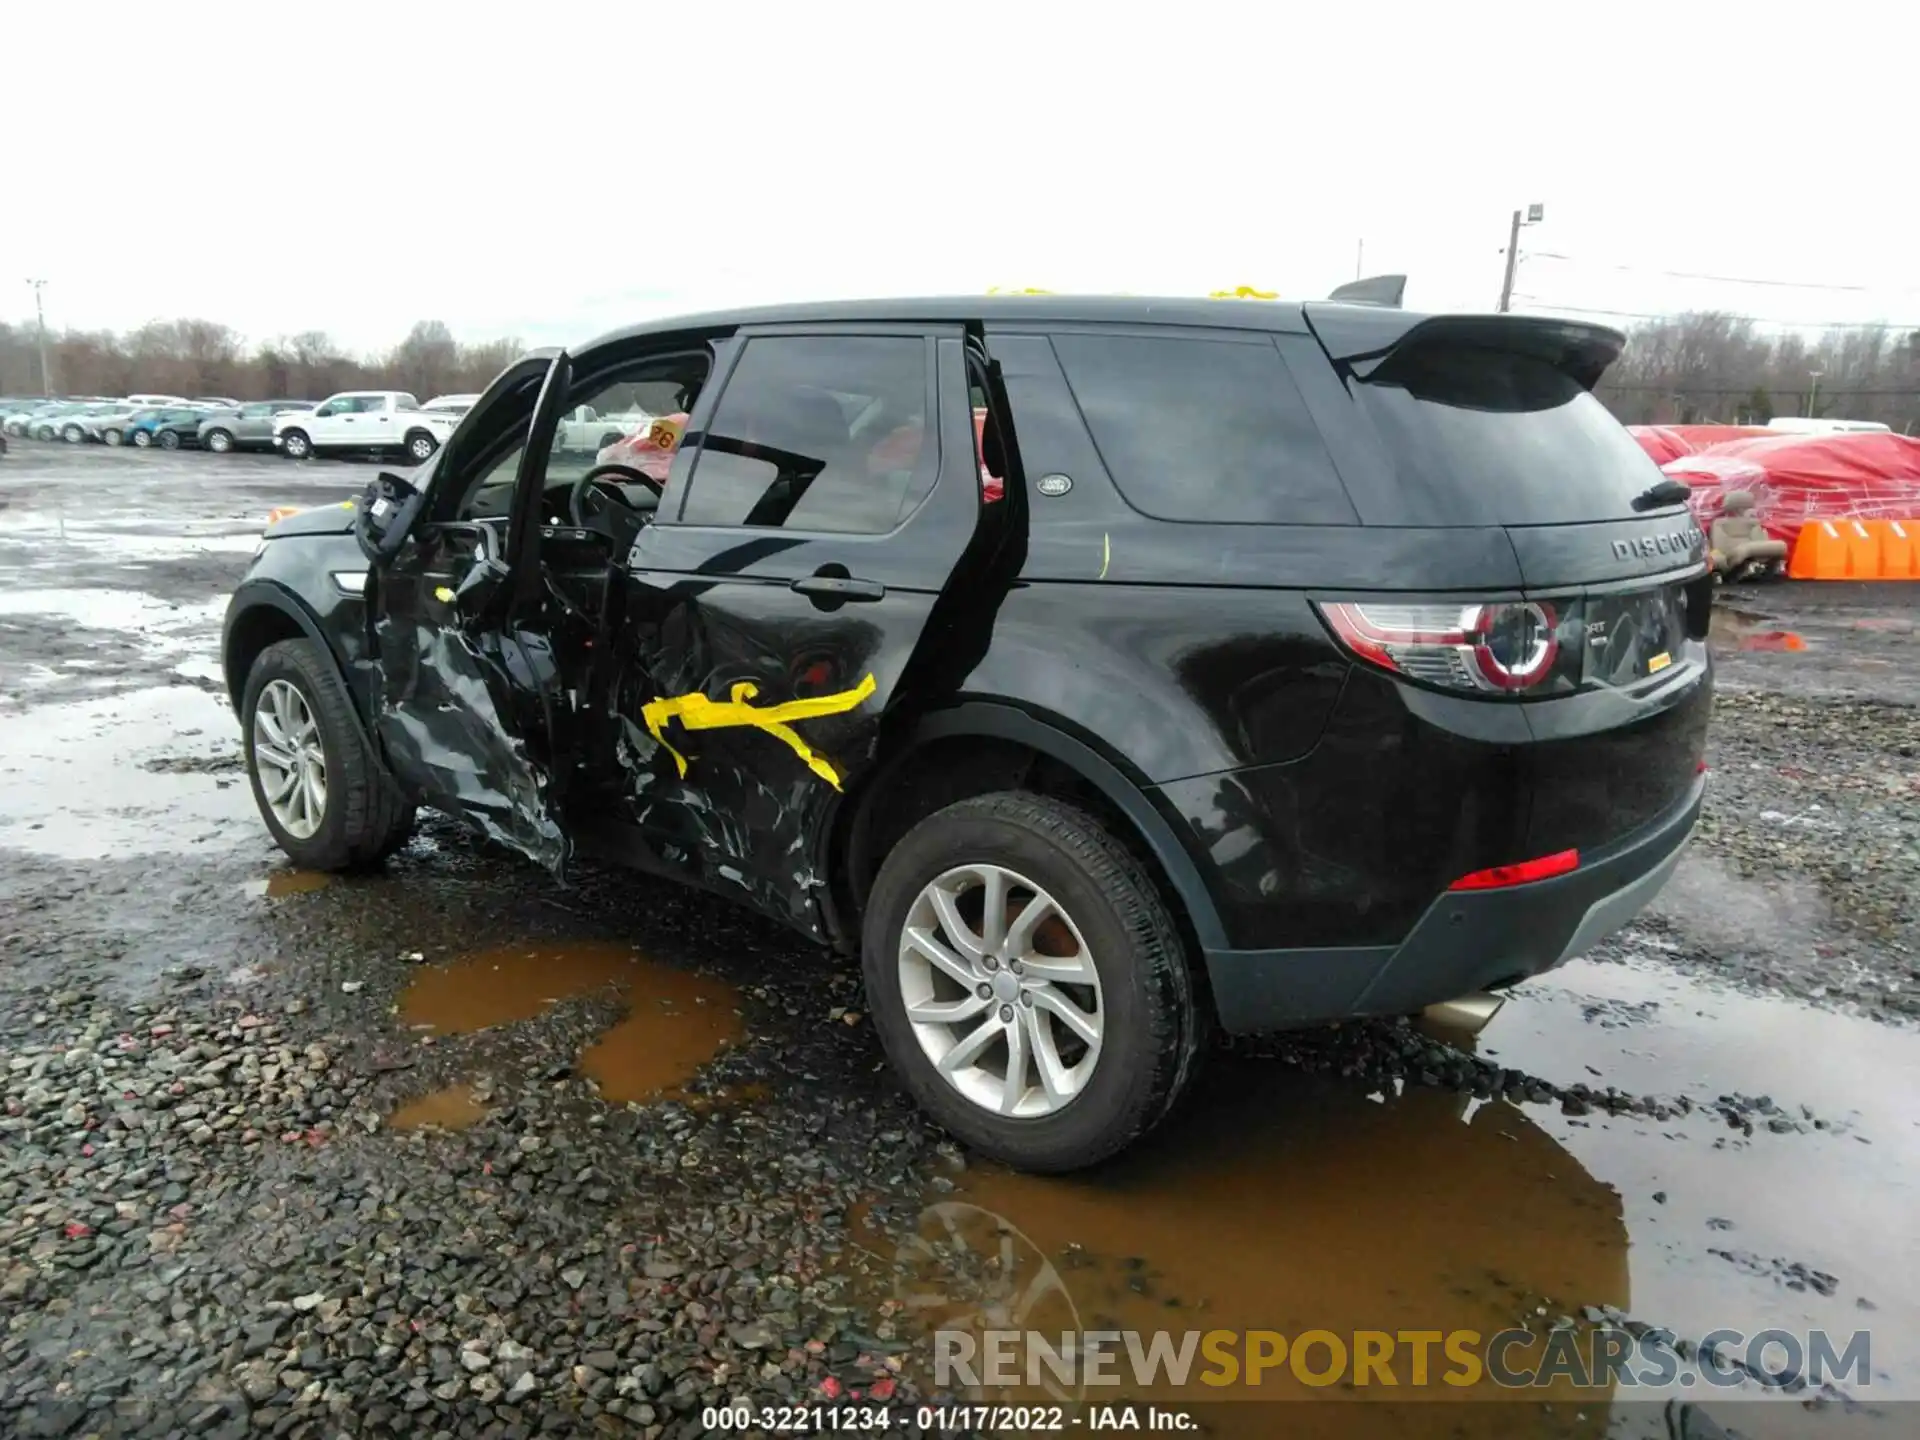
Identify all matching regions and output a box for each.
[434,586,457,603]
[986,286,1055,295]
[640,673,878,790]
[1208,286,1279,300]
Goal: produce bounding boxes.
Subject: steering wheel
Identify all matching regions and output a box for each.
[567,462,663,528]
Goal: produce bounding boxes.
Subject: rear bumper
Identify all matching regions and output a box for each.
[1201,771,1704,1034]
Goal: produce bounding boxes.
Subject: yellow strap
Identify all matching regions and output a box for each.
[639,673,878,790]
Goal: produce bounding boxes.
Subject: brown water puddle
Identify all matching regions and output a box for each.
[244,869,334,898]
[397,941,741,1104]
[1711,609,1808,652]
[388,1084,491,1131]
[875,1063,1623,1435]
[867,958,1918,1436]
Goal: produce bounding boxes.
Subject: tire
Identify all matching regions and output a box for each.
[204,428,234,454]
[241,638,416,870]
[102,428,123,446]
[404,429,438,463]
[61,423,86,444]
[131,429,153,448]
[862,792,1206,1173]
[157,429,181,450]
[280,428,312,460]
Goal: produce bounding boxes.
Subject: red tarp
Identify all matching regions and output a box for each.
[1661,432,1920,544]
[1627,424,1772,465]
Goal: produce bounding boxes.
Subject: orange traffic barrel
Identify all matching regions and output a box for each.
[1788,520,1852,579]
[1868,519,1917,579]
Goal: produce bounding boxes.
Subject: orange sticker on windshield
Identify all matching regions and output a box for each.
[647,418,683,451]
[1647,652,1672,673]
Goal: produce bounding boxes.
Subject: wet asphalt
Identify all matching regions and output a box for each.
[0,440,1916,1439]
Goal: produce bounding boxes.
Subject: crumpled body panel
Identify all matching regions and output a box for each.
[373,612,568,874]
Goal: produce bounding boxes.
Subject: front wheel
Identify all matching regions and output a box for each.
[862,792,1206,1173]
[130,429,153,448]
[61,423,86,444]
[241,638,415,870]
[157,429,181,450]
[280,428,312,460]
[404,429,438,463]
[203,428,234,454]
[102,427,124,446]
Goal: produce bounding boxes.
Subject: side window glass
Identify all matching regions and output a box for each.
[1050,332,1356,525]
[452,351,712,524]
[314,400,338,417]
[677,336,932,533]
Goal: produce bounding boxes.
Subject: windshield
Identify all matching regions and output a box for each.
[1354,344,1671,527]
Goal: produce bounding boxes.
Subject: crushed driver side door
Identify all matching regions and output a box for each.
[357,352,577,872]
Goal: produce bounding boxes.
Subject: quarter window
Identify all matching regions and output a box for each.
[1050,332,1355,525]
[678,336,934,533]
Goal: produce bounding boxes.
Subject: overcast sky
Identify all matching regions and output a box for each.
[3,1,1914,356]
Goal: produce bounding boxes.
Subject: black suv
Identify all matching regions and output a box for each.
[221,292,1711,1172]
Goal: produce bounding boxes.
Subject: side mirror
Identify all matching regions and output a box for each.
[355,470,425,564]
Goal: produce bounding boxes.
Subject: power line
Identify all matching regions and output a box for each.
[1509,296,1920,330]
[1526,252,1920,294]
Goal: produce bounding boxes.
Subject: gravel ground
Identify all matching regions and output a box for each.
[1,443,1915,1439]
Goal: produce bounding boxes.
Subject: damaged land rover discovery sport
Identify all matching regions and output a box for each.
[221,290,1711,1172]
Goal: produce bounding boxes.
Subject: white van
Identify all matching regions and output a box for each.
[1764,417,1890,435]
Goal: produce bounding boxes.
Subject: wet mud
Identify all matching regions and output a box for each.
[398,940,742,1103]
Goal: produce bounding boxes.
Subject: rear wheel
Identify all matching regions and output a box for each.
[131,429,153,448]
[102,427,124,446]
[862,792,1206,1173]
[203,428,234,454]
[241,638,415,870]
[61,423,86,444]
[280,428,312,459]
[157,429,181,450]
[404,429,438,463]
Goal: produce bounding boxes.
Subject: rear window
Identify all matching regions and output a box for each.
[1354,345,1666,526]
[1051,332,1356,525]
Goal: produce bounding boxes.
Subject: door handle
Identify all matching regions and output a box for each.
[790,574,885,602]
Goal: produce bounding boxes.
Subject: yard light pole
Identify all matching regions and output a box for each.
[26,279,54,396]
[1806,368,1822,419]
[1496,203,1544,314]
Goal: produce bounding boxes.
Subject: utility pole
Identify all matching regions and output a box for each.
[26,279,53,396]
[1806,368,1822,419]
[1355,239,1364,281]
[1496,203,1544,313]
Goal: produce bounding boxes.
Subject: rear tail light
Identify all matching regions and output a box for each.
[1448,848,1579,891]
[1319,601,1562,694]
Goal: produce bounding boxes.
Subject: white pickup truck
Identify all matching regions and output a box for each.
[552,403,651,453]
[272,391,462,463]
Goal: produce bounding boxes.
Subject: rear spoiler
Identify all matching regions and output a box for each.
[1326,274,1406,308]
[1304,306,1628,392]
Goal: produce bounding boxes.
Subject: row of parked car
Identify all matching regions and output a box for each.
[0,390,489,463]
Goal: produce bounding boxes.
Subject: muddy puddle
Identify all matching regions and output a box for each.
[388,1084,492,1132]
[862,956,1916,1434]
[1711,608,1809,652]
[398,941,742,1104]
[244,869,335,898]
[0,686,256,857]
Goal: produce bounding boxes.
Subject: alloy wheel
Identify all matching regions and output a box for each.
[897,863,1105,1118]
[252,679,327,840]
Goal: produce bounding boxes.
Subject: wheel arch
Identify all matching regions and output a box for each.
[222,583,374,747]
[832,702,1228,955]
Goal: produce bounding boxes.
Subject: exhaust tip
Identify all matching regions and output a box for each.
[1422,991,1507,1035]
